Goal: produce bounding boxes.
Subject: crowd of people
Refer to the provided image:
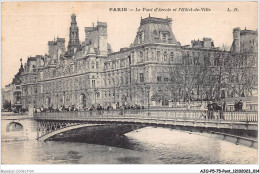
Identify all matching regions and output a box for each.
[234,100,244,111]
[34,100,245,120]
[206,101,225,119]
[34,103,145,114]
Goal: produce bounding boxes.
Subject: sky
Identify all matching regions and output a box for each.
[1,1,258,88]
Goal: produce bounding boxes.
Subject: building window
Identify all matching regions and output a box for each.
[112,62,116,69]
[53,70,56,77]
[204,57,209,66]
[231,75,234,83]
[140,52,143,62]
[131,52,135,64]
[91,61,95,69]
[157,51,160,61]
[194,57,199,65]
[140,73,144,83]
[170,52,174,62]
[139,34,142,43]
[121,77,124,84]
[162,33,167,43]
[164,78,169,82]
[92,80,95,88]
[236,75,239,83]
[164,51,167,61]
[157,76,161,82]
[96,62,99,69]
[171,76,175,82]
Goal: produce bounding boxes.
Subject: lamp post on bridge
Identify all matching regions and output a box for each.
[128,55,132,105]
[146,85,150,116]
[94,88,99,106]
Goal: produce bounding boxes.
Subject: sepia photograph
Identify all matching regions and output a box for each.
[0,0,258,172]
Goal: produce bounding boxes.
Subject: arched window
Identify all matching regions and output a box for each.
[91,61,95,69]
[163,51,167,61]
[146,49,149,60]
[140,51,143,62]
[53,70,56,77]
[157,51,160,61]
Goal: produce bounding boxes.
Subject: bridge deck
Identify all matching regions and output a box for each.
[34,109,258,130]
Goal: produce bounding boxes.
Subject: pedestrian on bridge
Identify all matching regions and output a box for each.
[207,101,213,119]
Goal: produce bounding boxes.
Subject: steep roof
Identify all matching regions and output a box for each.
[132,16,180,46]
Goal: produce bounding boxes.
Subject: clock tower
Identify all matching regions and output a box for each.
[68,13,80,54]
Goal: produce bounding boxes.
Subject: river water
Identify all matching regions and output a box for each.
[1,119,258,164]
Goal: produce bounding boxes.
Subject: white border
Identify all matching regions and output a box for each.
[0,0,259,173]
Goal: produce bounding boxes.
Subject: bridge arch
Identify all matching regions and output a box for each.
[6,122,24,132]
[37,123,105,141]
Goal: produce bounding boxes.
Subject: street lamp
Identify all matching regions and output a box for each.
[94,88,99,105]
[146,85,150,116]
[128,55,132,105]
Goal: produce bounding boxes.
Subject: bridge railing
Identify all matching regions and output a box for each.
[34,109,258,123]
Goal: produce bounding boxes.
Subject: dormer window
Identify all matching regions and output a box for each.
[137,32,144,44]
[153,30,157,35]
[162,33,167,43]
[170,52,174,62]
[138,34,142,44]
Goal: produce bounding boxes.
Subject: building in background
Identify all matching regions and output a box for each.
[3,14,257,111]
[2,61,24,112]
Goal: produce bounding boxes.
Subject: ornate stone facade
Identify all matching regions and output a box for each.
[18,14,257,110]
[2,61,24,111]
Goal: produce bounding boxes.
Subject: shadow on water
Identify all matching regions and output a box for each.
[49,124,143,150]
